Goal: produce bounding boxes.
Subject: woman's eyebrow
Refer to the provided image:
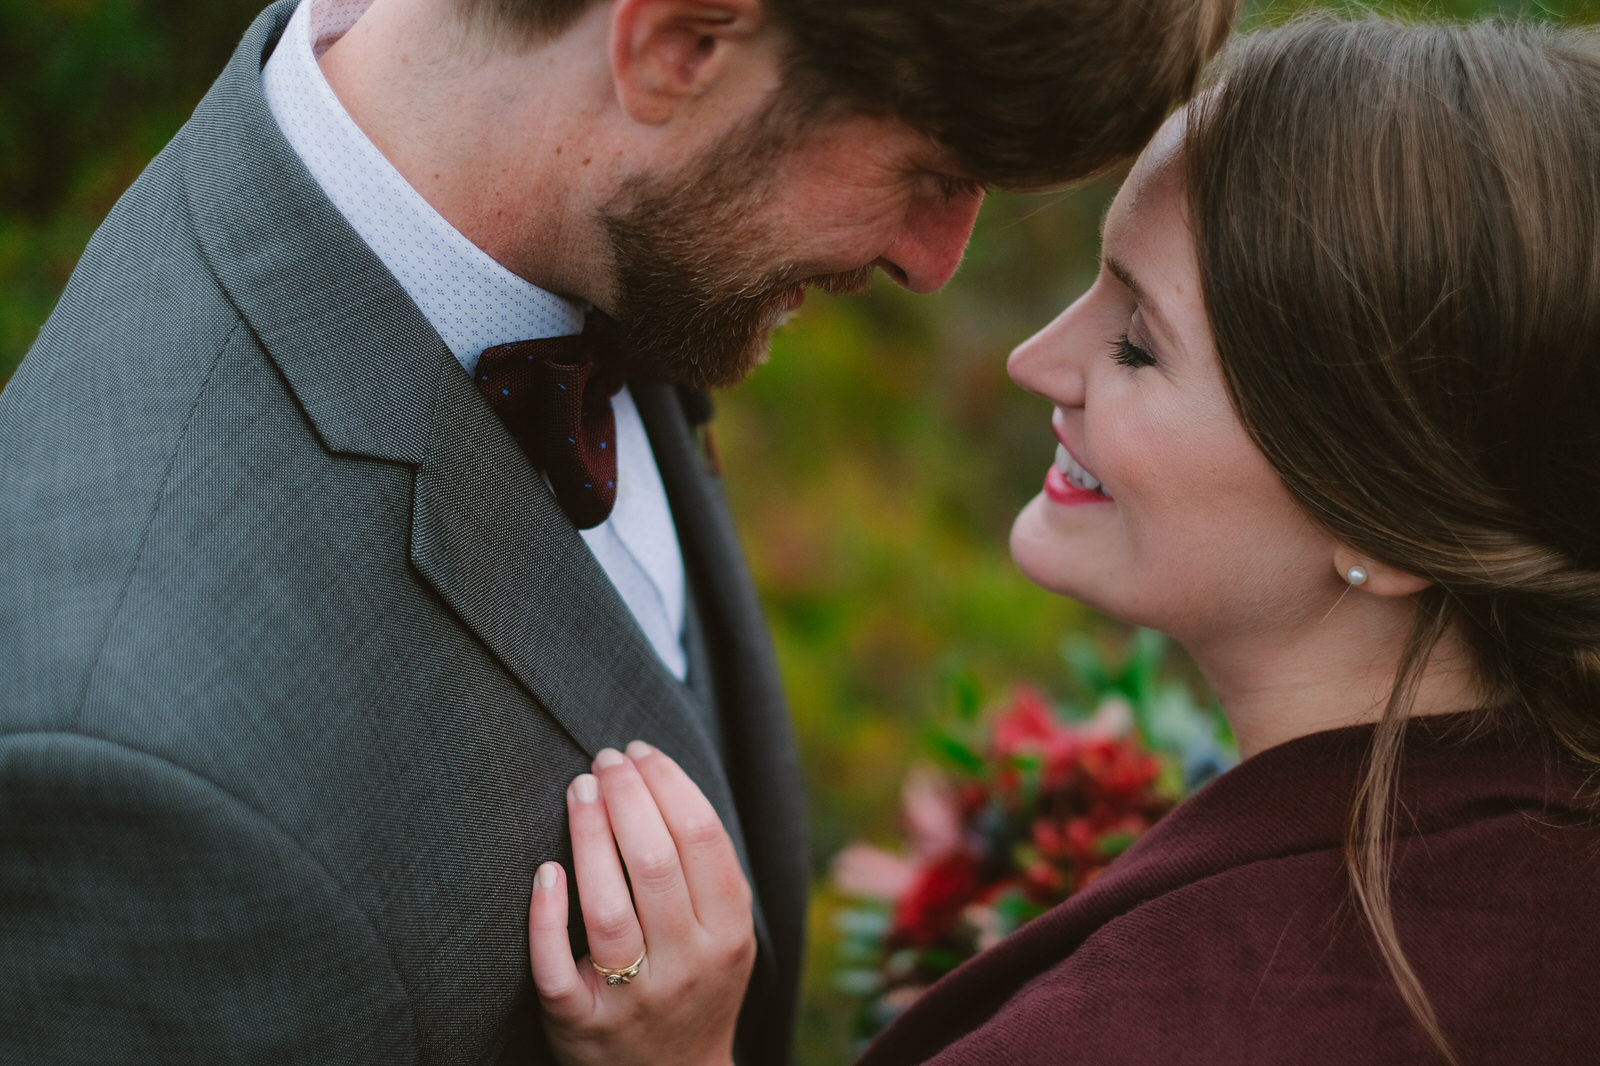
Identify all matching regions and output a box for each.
[1103,253,1180,341]
[1103,254,1147,306]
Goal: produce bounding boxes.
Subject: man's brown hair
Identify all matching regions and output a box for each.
[455,0,1237,189]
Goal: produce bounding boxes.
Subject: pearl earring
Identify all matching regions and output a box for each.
[1346,565,1368,587]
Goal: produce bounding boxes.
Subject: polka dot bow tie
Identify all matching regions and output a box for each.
[475,316,625,530]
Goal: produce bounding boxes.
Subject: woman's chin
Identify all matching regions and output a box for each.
[1009,498,1152,631]
[1009,499,1097,604]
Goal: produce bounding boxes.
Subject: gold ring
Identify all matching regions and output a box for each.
[591,947,646,986]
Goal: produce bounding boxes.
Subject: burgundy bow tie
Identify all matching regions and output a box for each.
[475,318,624,529]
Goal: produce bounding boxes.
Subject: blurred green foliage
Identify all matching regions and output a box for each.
[0,0,268,368]
[2,0,1597,1062]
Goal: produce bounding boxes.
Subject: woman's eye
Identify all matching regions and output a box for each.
[1111,334,1157,369]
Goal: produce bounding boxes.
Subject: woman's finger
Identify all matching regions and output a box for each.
[625,741,752,929]
[591,748,697,945]
[567,773,647,977]
[528,861,587,1016]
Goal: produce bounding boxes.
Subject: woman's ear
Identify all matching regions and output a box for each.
[1333,548,1432,597]
[609,0,768,126]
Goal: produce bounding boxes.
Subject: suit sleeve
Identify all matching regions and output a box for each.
[0,732,421,1065]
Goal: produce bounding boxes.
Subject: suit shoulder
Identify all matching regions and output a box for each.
[2,125,246,480]
[0,127,275,725]
[29,126,241,367]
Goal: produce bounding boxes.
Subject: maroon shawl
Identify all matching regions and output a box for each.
[856,716,1600,1065]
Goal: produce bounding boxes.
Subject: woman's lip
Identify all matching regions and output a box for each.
[1050,421,1106,492]
[1044,465,1112,506]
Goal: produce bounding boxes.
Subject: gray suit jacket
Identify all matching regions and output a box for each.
[0,3,806,1063]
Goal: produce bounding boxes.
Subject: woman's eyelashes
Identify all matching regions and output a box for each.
[1111,333,1157,369]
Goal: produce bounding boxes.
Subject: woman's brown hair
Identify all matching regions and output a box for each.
[1185,17,1600,1063]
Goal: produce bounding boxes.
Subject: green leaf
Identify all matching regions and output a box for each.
[884,948,921,979]
[927,729,986,775]
[1061,634,1112,694]
[834,969,885,996]
[834,907,893,939]
[939,660,984,722]
[1008,750,1044,773]
[835,937,883,963]
[1094,831,1139,858]
[918,948,967,974]
[990,892,1049,932]
[1120,628,1168,702]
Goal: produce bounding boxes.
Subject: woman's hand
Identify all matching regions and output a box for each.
[529,741,755,1066]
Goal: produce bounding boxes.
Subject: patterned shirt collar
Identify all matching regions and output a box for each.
[262,0,585,375]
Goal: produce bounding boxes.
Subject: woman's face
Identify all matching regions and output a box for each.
[1008,122,1338,649]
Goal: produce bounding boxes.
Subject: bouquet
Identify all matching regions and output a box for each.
[831,630,1233,1041]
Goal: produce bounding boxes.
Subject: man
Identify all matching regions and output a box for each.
[0,0,1233,1062]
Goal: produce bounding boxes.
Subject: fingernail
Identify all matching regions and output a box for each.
[625,740,653,760]
[572,774,598,802]
[593,748,625,769]
[536,862,560,890]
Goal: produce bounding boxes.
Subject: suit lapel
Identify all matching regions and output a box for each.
[407,369,769,912]
[633,382,808,1053]
[178,0,767,957]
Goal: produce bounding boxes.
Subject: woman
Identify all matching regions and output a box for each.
[527,17,1600,1066]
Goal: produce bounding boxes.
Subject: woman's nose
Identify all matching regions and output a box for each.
[1007,297,1091,407]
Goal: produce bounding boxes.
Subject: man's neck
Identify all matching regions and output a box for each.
[315,0,621,302]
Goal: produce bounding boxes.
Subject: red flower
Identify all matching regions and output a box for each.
[891,853,980,947]
[835,676,1221,1044]
[991,688,1059,759]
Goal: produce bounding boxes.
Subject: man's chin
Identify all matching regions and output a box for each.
[611,290,796,390]
[608,263,872,389]
[683,330,780,390]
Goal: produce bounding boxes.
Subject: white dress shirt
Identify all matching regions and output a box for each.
[262,0,688,679]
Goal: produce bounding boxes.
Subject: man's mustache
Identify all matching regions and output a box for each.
[812,266,876,298]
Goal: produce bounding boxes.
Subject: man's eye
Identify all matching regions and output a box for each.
[1111,334,1157,369]
[938,176,985,202]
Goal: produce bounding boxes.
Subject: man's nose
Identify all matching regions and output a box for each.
[875,185,985,293]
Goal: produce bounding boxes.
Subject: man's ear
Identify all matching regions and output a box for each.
[610,0,769,125]
[1332,548,1433,597]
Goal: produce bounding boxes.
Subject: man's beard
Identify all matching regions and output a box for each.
[600,102,874,390]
